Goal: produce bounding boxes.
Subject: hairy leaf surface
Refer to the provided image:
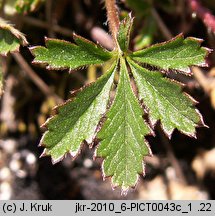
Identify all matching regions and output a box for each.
[131,34,208,74]
[0,18,28,55]
[31,35,113,70]
[96,58,151,191]
[128,59,203,137]
[40,64,116,163]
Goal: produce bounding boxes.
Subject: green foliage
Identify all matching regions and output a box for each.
[15,0,44,13]
[31,35,113,70]
[96,58,151,191]
[134,17,157,50]
[40,63,116,163]
[0,18,28,55]
[131,35,208,74]
[124,0,157,49]
[32,15,209,193]
[0,0,44,15]
[128,59,203,137]
[0,16,27,99]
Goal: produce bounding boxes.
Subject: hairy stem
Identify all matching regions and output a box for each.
[105,0,120,47]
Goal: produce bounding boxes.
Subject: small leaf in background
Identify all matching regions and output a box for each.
[0,18,28,55]
[131,34,209,74]
[40,64,116,163]
[128,59,204,137]
[31,35,113,70]
[134,17,157,50]
[15,0,44,13]
[123,0,157,50]
[96,58,151,192]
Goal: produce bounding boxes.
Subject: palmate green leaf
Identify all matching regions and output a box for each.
[0,18,28,55]
[31,35,113,70]
[128,59,204,137]
[96,58,151,192]
[131,34,209,74]
[35,13,210,193]
[40,63,116,163]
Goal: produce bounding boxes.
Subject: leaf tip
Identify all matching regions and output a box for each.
[38,131,48,147]
[205,47,213,54]
[183,92,199,105]
[69,149,80,158]
[145,140,153,157]
[39,149,47,158]
[121,188,129,196]
[51,156,64,165]
[161,126,174,139]
[196,108,208,128]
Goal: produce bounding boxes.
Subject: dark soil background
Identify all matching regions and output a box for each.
[0,0,215,200]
